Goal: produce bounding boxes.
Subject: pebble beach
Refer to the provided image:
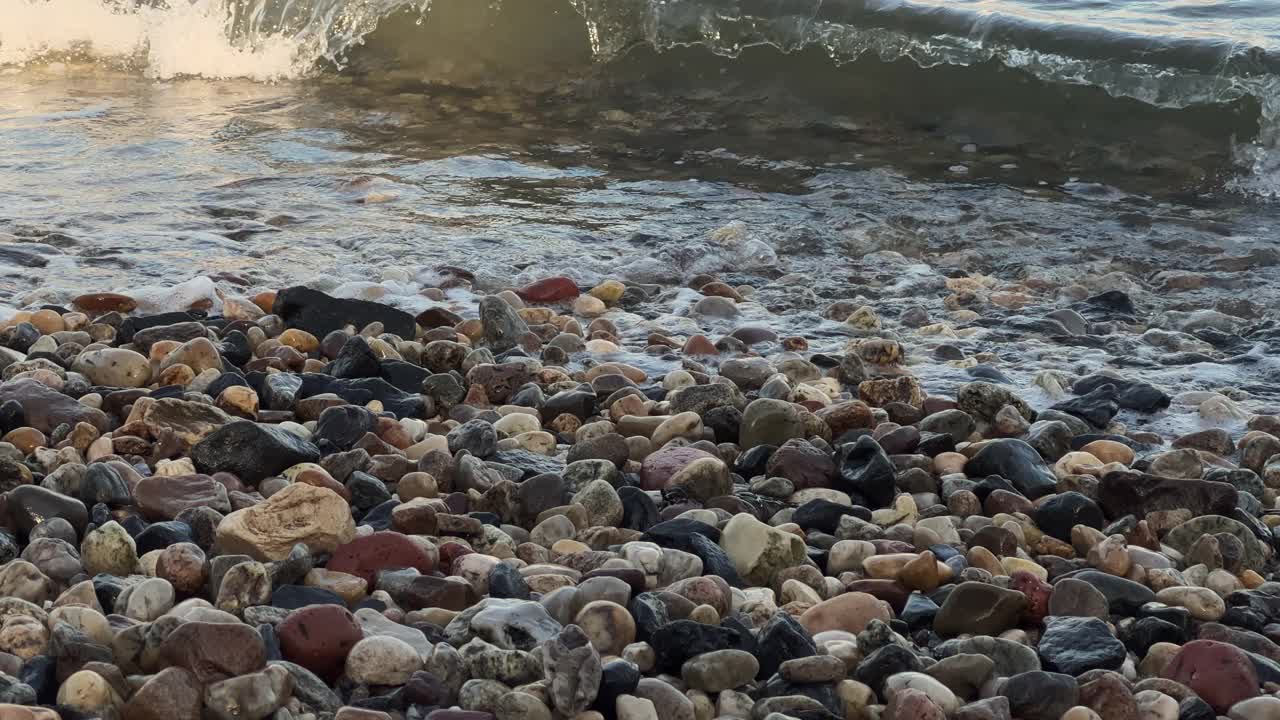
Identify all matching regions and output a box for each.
[0,257,1275,720]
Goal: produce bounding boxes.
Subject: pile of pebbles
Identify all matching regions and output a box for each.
[0,270,1277,720]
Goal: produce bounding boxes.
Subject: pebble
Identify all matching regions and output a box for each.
[0,277,1266,720]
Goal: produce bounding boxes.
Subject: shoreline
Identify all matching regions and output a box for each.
[0,262,1277,718]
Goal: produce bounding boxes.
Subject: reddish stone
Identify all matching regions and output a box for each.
[416,307,463,329]
[1011,570,1052,624]
[984,489,1035,516]
[212,471,247,494]
[639,446,717,491]
[1162,639,1259,712]
[814,401,874,437]
[292,467,351,501]
[121,667,202,720]
[518,276,579,302]
[134,474,229,520]
[73,292,137,313]
[682,335,718,356]
[326,531,436,586]
[843,579,910,613]
[278,605,363,680]
[160,621,266,683]
[885,688,945,720]
[388,574,477,611]
[437,542,474,574]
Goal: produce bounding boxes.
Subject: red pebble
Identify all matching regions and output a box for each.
[518,276,579,302]
[277,605,363,681]
[639,446,717,491]
[437,542,474,574]
[1163,639,1259,712]
[1010,570,1051,623]
[326,531,436,586]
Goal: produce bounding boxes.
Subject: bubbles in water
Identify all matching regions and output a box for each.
[0,0,431,80]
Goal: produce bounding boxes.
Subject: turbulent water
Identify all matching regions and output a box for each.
[3,0,1280,433]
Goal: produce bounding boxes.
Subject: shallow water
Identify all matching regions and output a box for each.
[2,0,1280,439]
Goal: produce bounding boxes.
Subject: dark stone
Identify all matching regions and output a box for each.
[540,389,597,422]
[6,485,88,538]
[1061,570,1155,614]
[315,404,378,452]
[0,400,26,435]
[1177,696,1216,720]
[1026,421,1074,462]
[703,406,742,444]
[793,499,872,534]
[1083,290,1135,315]
[733,444,775,479]
[1050,386,1120,428]
[1035,492,1105,542]
[271,660,342,713]
[853,644,921,697]
[0,673,36,705]
[1001,671,1078,720]
[1097,471,1237,521]
[629,593,669,641]
[1038,616,1126,675]
[1071,374,1170,413]
[934,582,1026,636]
[618,486,659,532]
[755,611,818,680]
[271,585,346,609]
[378,573,476,612]
[219,331,253,368]
[379,360,432,395]
[965,439,1057,499]
[127,319,206,352]
[650,620,741,673]
[346,472,393,517]
[78,463,131,508]
[328,335,381,379]
[135,521,195,555]
[478,295,530,353]
[1122,617,1184,656]
[683,531,747,587]
[643,518,720,544]
[901,593,940,630]
[766,439,836,490]
[967,364,1013,384]
[273,286,416,339]
[834,436,896,508]
[192,421,320,483]
[488,563,531,600]
[447,420,497,458]
[261,372,303,411]
[19,655,56,705]
[206,372,251,403]
[299,374,427,420]
[594,659,641,720]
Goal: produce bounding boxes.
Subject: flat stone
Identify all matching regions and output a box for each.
[1038,616,1126,675]
[934,582,1026,636]
[160,621,266,683]
[799,592,891,635]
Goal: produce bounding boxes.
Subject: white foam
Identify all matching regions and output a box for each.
[0,0,304,80]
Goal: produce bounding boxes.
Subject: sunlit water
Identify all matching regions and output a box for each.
[2,0,1280,435]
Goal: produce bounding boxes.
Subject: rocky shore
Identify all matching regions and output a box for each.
[0,265,1277,720]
